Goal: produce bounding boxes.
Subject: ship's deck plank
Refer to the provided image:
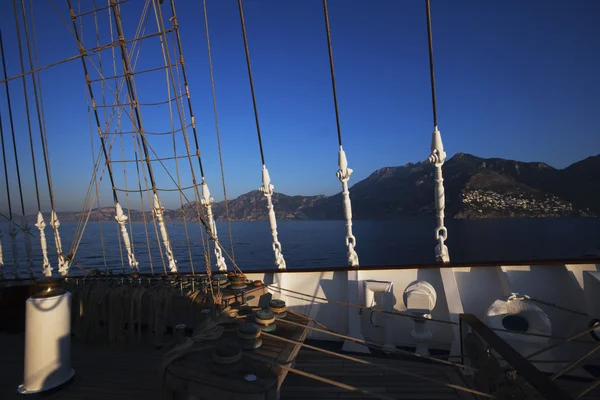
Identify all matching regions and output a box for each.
[1,332,599,400]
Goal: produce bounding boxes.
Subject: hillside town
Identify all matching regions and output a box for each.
[460,189,594,217]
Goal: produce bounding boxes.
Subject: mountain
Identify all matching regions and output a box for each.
[182,190,325,221]
[25,153,599,222]
[303,153,596,220]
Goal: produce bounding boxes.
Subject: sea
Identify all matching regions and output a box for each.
[1,218,600,276]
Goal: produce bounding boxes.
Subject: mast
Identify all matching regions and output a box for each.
[66,0,140,272]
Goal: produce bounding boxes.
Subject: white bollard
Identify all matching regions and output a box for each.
[18,287,75,394]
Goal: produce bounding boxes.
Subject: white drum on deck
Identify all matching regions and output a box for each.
[18,288,75,395]
[486,295,551,345]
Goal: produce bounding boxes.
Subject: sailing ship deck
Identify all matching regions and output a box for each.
[1,332,598,400]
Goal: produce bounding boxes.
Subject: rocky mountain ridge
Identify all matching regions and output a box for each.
[22,153,600,222]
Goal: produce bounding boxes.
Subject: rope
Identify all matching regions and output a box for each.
[237,0,265,166]
[134,133,168,275]
[19,0,57,212]
[0,26,30,215]
[261,331,493,398]
[527,296,592,318]
[268,285,593,342]
[73,0,129,18]
[550,341,600,380]
[322,0,359,267]
[0,105,12,220]
[279,312,477,372]
[202,0,235,262]
[90,108,108,274]
[164,0,205,179]
[150,0,195,276]
[424,0,449,264]
[0,106,10,279]
[322,0,343,148]
[133,136,159,276]
[577,377,600,399]
[268,284,456,325]
[425,0,438,128]
[0,212,92,275]
[244,352,417,400]
[153,1,220,273]
[66,0,119,205]
[91,0,108,273]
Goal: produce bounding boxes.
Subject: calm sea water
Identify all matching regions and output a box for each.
[1,218,600,276]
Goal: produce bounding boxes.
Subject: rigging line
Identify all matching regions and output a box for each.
[107,153,195,163]
[425,0,438,128]
[109,0,159,193]
[119,113,137,264]
[114,184,198,193]
[134,132,168,275]
[115,125,125,274]
[69,128,120,266]
[30,0,55,214]
[0,212,92,275]
[202,0,235,261]
[0,27,28,215]
[67,0,146,263]
[237,0,266,166]
[0,108,13,219]
[578,377,600,400]
[168,11,211,270]
[99,126,191,135]
[523,322,600,361]
[277,315,477,372]
[87,63,180,83]
[268,285,456,325]
[260,332,493,398]
[133,139,155,276]
[242,352,395,400]
[269,285,590,341]
[551,342,600,380]
[19,0,56,211]
[153,0,210,271]
[0,52,83,84]
[66,0,119,204]
[90,0,107,274]
[92,94,184,107]
[151,3,194,276]
[322,0,343,147]
[142,133,244,276]
[73,0,129,18]
[88,96,108,273]
[527,296,593,318]
[164,0,205,178]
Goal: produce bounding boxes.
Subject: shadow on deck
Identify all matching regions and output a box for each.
[0,333,597,400]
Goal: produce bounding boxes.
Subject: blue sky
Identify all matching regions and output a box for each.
[0,0,599,213]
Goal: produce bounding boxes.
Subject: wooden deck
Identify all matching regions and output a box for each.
[0,332,598,400]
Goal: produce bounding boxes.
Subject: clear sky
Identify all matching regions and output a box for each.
[0,0,599,213]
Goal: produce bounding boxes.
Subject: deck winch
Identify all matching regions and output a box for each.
[212,342,243,374]
[254,309,277,332]
[238,322,263,350]
[229,274,247,291]
[269,299,287,318]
